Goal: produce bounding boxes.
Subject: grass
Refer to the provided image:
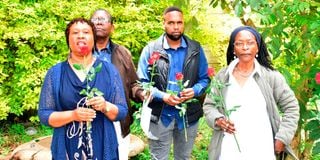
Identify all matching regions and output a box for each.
[0,121,53,159]
[130,117,211,160]
[0,117,211,160]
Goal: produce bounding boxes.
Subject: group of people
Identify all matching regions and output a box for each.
[38,5,300,160]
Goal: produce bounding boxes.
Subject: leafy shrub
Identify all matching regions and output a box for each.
[0,0,166,121]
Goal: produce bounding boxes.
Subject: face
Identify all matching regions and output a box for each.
[91,10,114,39]
[233,30,259,63]
[163,11,184,41]
[68,22,94,56]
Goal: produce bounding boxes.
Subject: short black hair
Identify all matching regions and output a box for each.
[91,9,113,24]
[65,18,96,49]
[163,6,183,16]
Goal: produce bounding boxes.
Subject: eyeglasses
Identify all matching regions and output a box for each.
[234,41,257,48]
[91,17,111,24]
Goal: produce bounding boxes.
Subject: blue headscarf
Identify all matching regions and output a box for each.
[226,26,274,70]
[229,26,261,49]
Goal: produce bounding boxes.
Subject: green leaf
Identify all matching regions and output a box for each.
[87,91,94,99]
[205,86,211,94]
[79,89,87,96]
[95,90,104,97]
[312,141,320,155]
[185,98,198,103]
[309,128,320,140]
[73,64,82,70]
[228,105,241,114]
[305,120,320,131]
[91,88,104,96]
[87,73,95,81]
[95,63,102,73]
[183,80,189,88]
[210,0,219,8]
[89,67,95,74]
[234,1,243,17]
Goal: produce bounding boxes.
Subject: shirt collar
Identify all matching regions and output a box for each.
[225,58,262,77]
[105,42,112,54]
[163,35,187,50]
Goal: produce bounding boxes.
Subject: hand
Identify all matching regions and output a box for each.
[163,93,182,106]
[180,88,195,101]
[73,107,96,122]
[86,96,106,113]
[274,139,285,154]
[215,117,236,134]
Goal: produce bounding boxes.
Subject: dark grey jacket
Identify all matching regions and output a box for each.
[146,34,205,126]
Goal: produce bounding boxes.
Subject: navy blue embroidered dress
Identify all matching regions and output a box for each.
[38,59,127,160]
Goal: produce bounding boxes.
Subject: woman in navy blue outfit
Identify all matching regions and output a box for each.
[38,18,127,160]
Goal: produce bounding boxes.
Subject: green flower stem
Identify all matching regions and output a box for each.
[72,56,103,160]
[177,80,190,142]
[212,78,241,152]
[182,114,187,142]
[82,56,92,132]
[149,63,156,89]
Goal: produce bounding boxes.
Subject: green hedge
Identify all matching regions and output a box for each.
[0,0,166,120]
[0,0,224,121]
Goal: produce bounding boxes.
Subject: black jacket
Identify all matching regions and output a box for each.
[147,34,204,126]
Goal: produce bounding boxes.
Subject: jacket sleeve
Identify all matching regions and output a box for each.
[203,89,225,130]
[203,70,226,130]
[136,42,166,101]
[272,71,300,145]
[38,67,56,126]
[110,64,128,121]
[192,47,210,97]
[121,47,144,102]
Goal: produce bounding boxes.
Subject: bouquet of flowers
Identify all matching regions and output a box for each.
[206,67,241,152]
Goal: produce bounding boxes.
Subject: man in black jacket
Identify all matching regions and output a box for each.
[137,6,210,160]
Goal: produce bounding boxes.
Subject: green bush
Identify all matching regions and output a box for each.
[0,0,223,121]
[0,0,166,121]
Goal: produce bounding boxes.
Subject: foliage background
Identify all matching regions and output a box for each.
[0,0,319,159]
[0,0,225,158]
[0,0,227,121]
[209,0,320,159]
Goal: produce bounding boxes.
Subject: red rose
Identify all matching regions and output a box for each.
[316,72,320,84]
[148,51,161,65]
[175,72,184,81]
[207,67,215,77]
[79,45,90,56]
[151,51,161,61]
[148,58,156,65]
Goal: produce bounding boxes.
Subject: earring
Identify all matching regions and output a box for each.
[255,54,258,58]
[233,52,237,59]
